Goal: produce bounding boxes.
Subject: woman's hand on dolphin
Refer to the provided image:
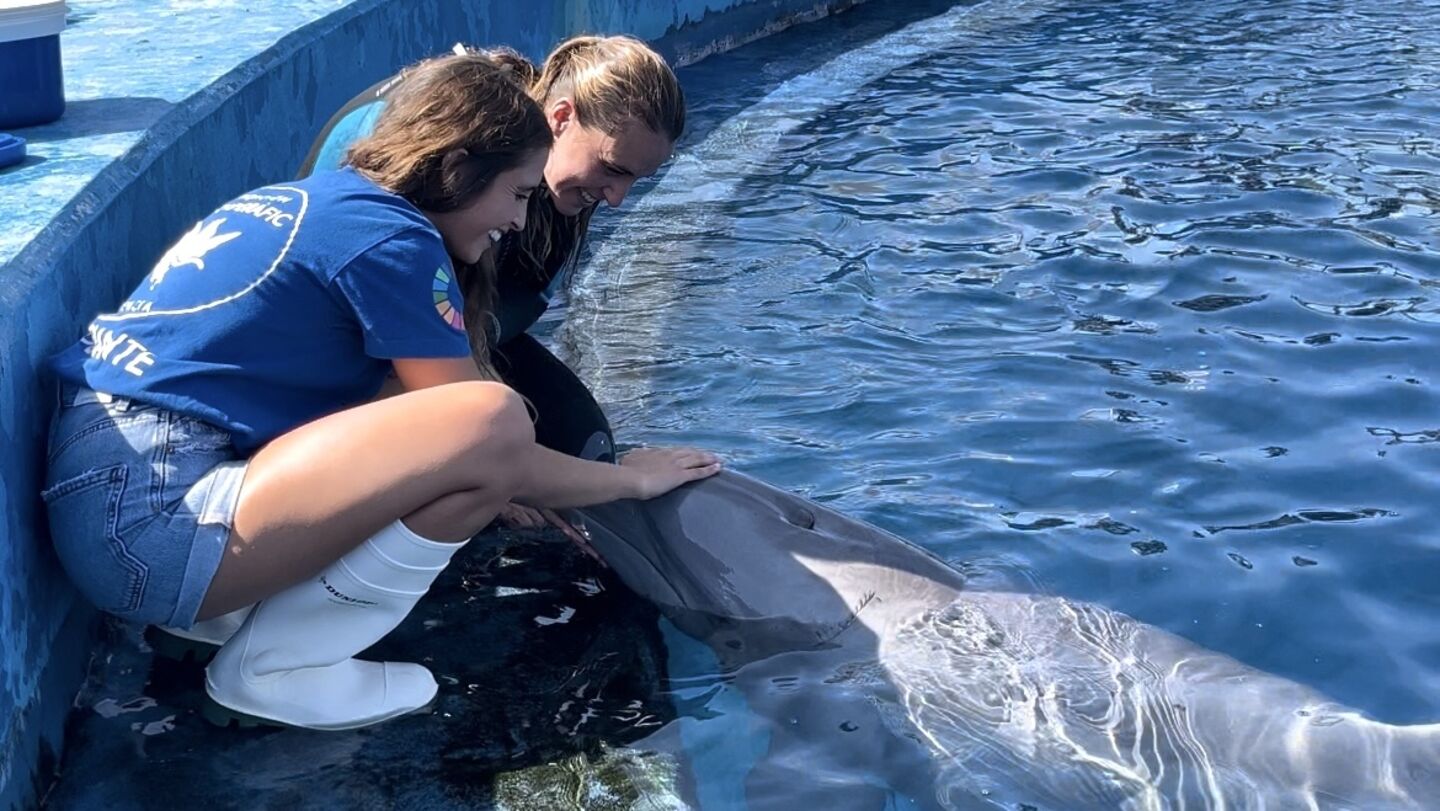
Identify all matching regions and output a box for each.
[497,502,606,565]
[497,501,546,531]
[620,447,723,499]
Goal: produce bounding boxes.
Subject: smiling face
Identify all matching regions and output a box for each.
[425,148,548,264]
[543,99,674,216]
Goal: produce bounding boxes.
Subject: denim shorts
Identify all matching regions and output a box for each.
[42,386,248,628]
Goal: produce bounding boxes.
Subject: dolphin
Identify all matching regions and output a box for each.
[574,470,1440,810]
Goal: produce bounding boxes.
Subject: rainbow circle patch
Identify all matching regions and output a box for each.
[432,266,465,331]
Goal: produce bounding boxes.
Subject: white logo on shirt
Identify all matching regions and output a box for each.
[149,218,242,289]
[99,187,308,323]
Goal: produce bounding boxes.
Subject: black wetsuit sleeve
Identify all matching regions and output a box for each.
[492,272,552,348]
[493,333,615,463]
[489,205,614,461]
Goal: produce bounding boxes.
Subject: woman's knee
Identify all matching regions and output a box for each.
[475,380,535,444]
[448,381,535,471]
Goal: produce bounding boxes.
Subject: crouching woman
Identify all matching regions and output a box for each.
[41,51,719,732]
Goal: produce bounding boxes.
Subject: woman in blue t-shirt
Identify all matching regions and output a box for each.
[42,51,720,732]
[300,37,685,530]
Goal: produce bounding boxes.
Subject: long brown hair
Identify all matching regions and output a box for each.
[509,36,687,288]
[347,49,551,374]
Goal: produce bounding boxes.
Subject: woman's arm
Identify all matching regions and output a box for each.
[391,356,720,506]
[513,444,643,507]
[512,444,720,509]
[391,356,484,390]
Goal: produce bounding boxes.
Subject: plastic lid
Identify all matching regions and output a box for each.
[0,1,67,44]
[0,134,26,171]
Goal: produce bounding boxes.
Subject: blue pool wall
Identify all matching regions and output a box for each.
[0,0,865,807]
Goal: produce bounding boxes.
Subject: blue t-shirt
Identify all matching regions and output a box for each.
[304,83,570,345]
[51,168,471,453]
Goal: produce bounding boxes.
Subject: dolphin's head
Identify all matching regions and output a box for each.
[574,470,965,661]
[576,470,839,618]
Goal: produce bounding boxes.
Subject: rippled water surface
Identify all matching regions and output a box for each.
[556,0,1440,803]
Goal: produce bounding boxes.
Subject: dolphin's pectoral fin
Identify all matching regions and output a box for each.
[667,683,729,722]
[811,590,880,648]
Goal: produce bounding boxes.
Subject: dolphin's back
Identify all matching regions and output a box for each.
[579,472,1440,809]
[886,590,1440,809]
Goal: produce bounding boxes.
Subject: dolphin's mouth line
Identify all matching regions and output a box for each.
[584,509,701,613]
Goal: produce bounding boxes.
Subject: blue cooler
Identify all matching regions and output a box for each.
[0,1,68,129]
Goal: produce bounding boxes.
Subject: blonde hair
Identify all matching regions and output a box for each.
[533,35,685,141]
[420,38,687,377]
[348,48,551,376]
[510,36,686,287]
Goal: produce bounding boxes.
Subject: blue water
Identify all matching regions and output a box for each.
[555,0,1440,801]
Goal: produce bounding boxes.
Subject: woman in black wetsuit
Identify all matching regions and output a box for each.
[300,37,684,483]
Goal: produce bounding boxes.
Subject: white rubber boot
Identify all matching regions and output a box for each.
[149,605,254,663]
[203,520,464,731]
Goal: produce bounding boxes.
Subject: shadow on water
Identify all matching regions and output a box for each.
[674,0,964,159]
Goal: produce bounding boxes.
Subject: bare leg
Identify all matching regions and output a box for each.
[199,380,531,618]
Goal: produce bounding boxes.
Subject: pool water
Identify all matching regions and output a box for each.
[552,0,1440,801]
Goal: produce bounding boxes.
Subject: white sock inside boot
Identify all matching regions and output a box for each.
[378,519,468,567]
[338,520,466,594]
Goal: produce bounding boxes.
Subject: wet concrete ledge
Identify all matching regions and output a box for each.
[47,528,683,810]
[0,1,871,807]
